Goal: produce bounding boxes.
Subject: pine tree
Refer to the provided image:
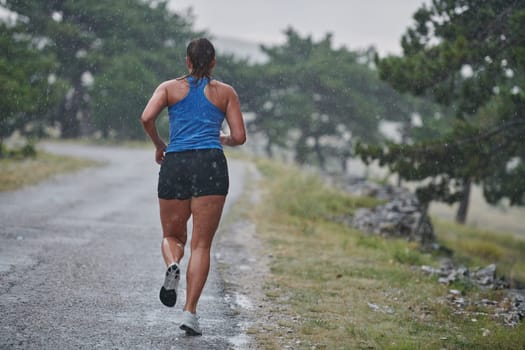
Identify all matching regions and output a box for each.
[3,0,197,138]
[356,0,525,223]
[0,21,64,154]
[246,28,427,169]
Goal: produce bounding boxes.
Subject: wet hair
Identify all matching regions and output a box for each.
[186,38,215,82]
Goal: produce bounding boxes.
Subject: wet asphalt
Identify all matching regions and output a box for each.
[0,143,252,350]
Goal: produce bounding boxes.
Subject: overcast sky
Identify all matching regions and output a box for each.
[169,0,430,56]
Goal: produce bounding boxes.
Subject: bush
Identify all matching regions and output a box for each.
[259,159,379,221]
[0,139,37,160]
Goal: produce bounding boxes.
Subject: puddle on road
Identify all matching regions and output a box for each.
[229,331,251,349]
[224,291,254,311]
[223,292,255,349]
[234,292,254,310]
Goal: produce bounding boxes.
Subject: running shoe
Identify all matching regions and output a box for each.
[180,310,202,336]
[159,263,180,307]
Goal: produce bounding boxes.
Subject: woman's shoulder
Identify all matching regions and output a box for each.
[210,79,237,95]
[161,77,188,88]
[162,77,190,105]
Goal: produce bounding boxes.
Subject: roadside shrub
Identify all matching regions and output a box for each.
[1,142,37,160]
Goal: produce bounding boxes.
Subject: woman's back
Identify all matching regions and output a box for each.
[165,76,225,153]
[141,37,245,163]
[165,77,231,113]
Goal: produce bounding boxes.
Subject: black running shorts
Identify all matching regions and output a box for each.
[158,148,229,200]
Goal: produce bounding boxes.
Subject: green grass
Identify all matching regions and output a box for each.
[434,219,525,285]
[261,160,380,222]
[0,151,100,192]
[242,158,525,350]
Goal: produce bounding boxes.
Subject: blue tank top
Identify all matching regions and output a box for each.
[165,76,225,153]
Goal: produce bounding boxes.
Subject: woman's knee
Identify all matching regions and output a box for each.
[162,220,188,239]
[189,232,214,250]
[162,235,187,248]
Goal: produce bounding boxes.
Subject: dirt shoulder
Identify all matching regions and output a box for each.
[215,162,284,349]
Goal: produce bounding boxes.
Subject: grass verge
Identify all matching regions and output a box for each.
[0,151,99,192]
[434,220,525,285]
[244,158,525,350]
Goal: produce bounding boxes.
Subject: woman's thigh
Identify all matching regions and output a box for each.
[190,195,226,249]
[159,198,192,240]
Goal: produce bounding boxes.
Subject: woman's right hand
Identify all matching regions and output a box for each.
[155,143,166,164]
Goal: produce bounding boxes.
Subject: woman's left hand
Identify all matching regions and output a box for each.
[220,130,235,146]
[220,133,229,146]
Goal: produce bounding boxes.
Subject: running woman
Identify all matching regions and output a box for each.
[140,38,246,336]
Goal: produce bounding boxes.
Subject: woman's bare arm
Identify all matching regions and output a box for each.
[141,83,168,164]
[220,86,246,146]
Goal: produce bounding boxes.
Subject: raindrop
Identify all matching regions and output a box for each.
[411,113,423,127]
[51,11,63,22]
[48,74,57,84]
[81,72,94,87]
[460,64,473,78]
[504,69,514,78]
[454,5,469,15]
[506,157,520,172]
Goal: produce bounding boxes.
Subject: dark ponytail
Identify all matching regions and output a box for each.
[186,38,215,83]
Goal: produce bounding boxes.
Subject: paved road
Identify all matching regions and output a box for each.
[0,143,252,349]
